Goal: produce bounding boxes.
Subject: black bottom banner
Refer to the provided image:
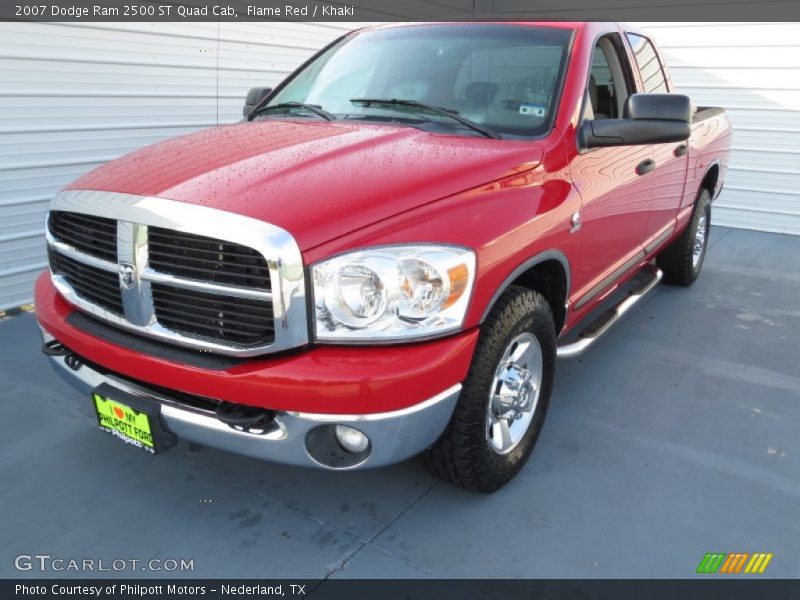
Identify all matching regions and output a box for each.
[6,579,800,600]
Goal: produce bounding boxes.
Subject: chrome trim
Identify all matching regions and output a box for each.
[570,211,581,234]
[644,225,675,255]
[44,226,118,273]
[140,268,272,301]
[48,190,308,356]
[557,265,662,359]
[41,333,460,470]
[573,250,645,311]
[286,384,462,422]
[118,221,155,326]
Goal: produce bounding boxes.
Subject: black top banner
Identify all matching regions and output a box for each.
[3,0,800,22]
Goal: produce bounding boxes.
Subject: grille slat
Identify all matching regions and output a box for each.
[148,248,266,270]
[148,227,271,291]
[52,211,117,232]
[54,222,117,240]
[146,256,270,286]
[152,285,274,311]
[148,241,265,262]
[153,283,274,346]
[48,249,124,316]
[155,312,273,340]
[57,264,120,297]
[151,293,274,324]
[155,306,274,331]
[66,276,121,304]
[49,211,117,262]
[53,264,121,301]
[68,283,122,313]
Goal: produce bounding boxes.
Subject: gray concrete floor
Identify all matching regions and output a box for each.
[1,226,798,579]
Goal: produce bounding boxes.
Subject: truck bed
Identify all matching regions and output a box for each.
[693,106,725,123]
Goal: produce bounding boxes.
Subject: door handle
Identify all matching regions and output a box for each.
[636,159,655,176]
[673,143,688,157]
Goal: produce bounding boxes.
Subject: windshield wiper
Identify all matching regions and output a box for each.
[253,102,336,121]
[350,98,501,139]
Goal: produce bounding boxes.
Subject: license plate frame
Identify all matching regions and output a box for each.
[92,383,177,454]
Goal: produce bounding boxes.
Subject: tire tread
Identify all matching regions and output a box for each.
[422,286,555,493]
[657,188,711,286]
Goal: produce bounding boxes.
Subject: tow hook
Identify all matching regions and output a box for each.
[41,340,83,371]
[215,402,276,435]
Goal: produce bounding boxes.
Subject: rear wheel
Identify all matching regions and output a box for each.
[422,286,556,493]
[657,188,711,286]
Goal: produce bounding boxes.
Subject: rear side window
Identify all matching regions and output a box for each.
[625,33,668,93]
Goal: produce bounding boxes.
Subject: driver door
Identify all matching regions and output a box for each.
[569,34,654,311]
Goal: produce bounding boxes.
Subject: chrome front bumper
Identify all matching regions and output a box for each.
[41,330,460,470]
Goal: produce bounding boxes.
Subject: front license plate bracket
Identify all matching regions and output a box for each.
[92,383,177,454]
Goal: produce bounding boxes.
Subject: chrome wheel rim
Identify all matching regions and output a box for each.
[693,212,708,269]
[486,332,543,455]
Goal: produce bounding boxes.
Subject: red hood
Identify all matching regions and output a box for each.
[69,120,543,250]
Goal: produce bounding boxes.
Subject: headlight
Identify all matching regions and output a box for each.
[312,245,476,342]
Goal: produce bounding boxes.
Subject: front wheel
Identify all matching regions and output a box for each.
[657,188,712,286]
[422,286,556,493]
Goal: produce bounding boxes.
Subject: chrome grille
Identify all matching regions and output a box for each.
[49,211,117,262]
[152,283,275,346]
[48,248,124,315]
[45,190,308,357]
[148,227,271,291]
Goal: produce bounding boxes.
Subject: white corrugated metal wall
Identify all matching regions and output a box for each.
[1,21,798,310]
[0,21,362,310]
[641,22,800,236]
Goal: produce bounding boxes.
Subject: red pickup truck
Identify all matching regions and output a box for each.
[36,22,731,492]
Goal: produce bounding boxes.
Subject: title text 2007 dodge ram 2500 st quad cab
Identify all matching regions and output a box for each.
[36,22,731,492]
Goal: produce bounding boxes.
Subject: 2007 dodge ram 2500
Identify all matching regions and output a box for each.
[36,22,731,492]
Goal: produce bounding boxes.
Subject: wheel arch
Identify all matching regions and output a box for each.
[480,250,571,335]
[699,161,721,200]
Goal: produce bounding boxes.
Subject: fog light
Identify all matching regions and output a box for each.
[334,425,369,454]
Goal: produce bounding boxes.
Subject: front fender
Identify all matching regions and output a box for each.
[305,169,580,332]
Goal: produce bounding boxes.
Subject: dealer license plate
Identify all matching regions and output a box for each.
[93,389,159,453]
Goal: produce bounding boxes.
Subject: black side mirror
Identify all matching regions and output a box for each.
[580,93,692,149]
[624,93,692,122]
[243,87,272,118]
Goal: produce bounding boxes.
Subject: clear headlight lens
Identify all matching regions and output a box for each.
[312,245,476,342]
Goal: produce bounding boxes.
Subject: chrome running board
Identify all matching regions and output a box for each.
[557,265,663,359]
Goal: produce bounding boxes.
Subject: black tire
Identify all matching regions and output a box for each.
[422,286,556,493]
[657,188,712,286]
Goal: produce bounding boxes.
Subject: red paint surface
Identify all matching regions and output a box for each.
[69,119,545,253]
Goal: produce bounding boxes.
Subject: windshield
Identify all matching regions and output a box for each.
[263,24,574,138]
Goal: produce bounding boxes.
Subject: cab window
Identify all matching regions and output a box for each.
[584,35,633,121]
[626,33,669,93]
